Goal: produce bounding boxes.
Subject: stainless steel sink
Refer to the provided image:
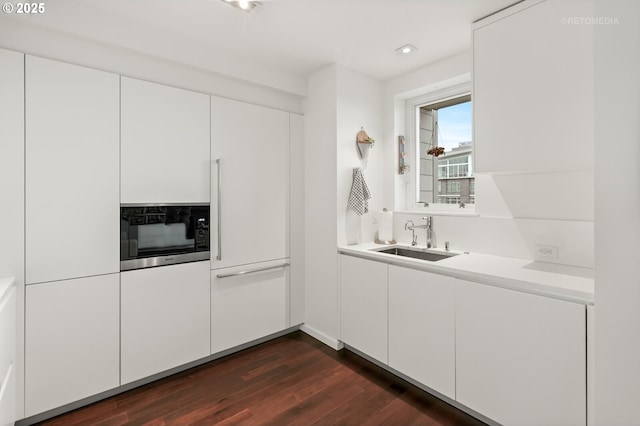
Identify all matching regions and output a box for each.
[373,247,458,262]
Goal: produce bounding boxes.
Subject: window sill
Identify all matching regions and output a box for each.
[396,208,479,217]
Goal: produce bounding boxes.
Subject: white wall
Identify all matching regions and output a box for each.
[336,66,384,246]
[303,64,385,347]
[302,65,339,346]
[382,51,471,211]
[0,20,303,113]
[594,1,640,424]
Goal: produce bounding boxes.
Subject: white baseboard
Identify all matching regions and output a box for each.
[300,324,344,351]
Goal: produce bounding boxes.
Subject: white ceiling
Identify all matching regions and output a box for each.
[2,0,517,95]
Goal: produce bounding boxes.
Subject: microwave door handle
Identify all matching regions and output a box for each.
[216,158,222,261]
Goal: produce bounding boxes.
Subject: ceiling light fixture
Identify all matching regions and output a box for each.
[222,0,260,12]
[396,44,417,54]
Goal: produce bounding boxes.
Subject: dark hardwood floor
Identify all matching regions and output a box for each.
[38,331,486,425]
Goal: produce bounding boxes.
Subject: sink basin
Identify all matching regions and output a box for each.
[373,247,458,262]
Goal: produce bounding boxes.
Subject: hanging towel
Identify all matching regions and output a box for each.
[348,167,371,215]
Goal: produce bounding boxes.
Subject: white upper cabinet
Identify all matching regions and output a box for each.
[473,0,594,173]
[121,77,210,203]
[25,56,120,284]
[0,48,23,282]
[210,97,289,268]
[456,280,586,426]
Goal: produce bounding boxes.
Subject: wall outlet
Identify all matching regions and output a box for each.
[535,244,558,259]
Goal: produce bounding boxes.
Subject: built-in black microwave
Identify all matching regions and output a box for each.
[120,204,210,271]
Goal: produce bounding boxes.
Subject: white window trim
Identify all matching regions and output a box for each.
[404,81,475,214]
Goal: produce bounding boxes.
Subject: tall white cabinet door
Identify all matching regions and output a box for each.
[121,261,210,384]
[288,113,305,327]
[210,97,289,268]
[121,77,210,203]
[339,255,388,364]
[388,266,455,399]
[473,0,594,173]
[25,274,120,417]
[211,260,288,354]
[25,56,119,284]
[0,48,23,280]
[456,280,586,426]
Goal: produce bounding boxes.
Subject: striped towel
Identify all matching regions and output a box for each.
[348,167,371,216]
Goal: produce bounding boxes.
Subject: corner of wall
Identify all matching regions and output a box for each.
[303,64,339,341]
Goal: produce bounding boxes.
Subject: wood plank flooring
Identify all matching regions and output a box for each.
[37,331,486,426]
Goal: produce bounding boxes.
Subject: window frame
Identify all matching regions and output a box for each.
[404,82,475,214]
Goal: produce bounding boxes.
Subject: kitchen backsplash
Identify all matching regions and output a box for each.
[390,212,594,269]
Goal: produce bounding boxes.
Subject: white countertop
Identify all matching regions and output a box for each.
[338,243,594,305]
[0,276,16,304]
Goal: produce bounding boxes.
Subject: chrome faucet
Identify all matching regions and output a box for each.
[405,220,418,246]
[423,216,433,248]
[405,217,433,248]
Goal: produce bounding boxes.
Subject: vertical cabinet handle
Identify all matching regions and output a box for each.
[216,158,222,261]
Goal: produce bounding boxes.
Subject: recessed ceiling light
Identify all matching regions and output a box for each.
[221,0,260,12]
[396,44,417,54]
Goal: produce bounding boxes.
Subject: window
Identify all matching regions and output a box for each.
[438,195,461,205]
[446,181,460,193]
[439,155,471,179]
[410,92,474,209]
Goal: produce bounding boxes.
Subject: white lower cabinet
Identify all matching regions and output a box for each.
[0,280,16,426]
[211,260,289,354]
[339,255,588,426]
[25,274,120,417]
[456,280,586,426]
[388,266,455,399]
[339,255,388,364]
[121,261,210,384]
[0,364,15,426]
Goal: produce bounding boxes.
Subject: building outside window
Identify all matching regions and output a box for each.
[436,141,474,205]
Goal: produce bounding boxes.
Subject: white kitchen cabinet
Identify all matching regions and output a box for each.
[339,255,388,364]
[0,364,15,426]
[388,266,455,399]
[289,113,305,327]
[25,274,120,417]
[0,49,23,282]
[456,280,586,426]
[25,56,119,284]
[473,0,594,173]
[121,77,210,203]
[0,278,16,426]
[121,261,210,384]
[211,260,288,354]
[210,97,289,269]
